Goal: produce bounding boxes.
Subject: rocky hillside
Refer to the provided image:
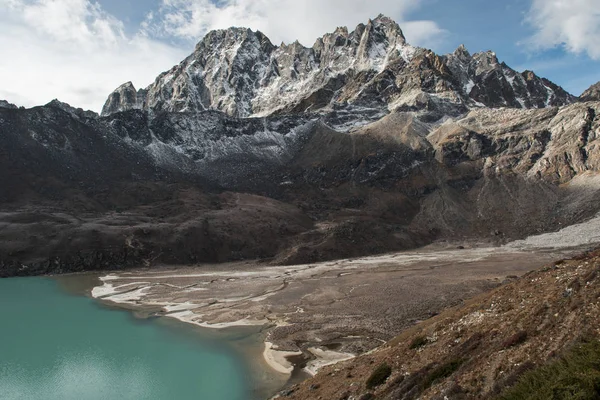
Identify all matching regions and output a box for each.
[581,81,600,102]
[0,100,17,109]
[2,98,600,277]
[102,15,574,126]
[283,248,600,400]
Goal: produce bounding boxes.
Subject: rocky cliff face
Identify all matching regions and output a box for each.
[581,81,600,102]
[101,82,147,116]
[0,100,17,109]
[101,15,574,125]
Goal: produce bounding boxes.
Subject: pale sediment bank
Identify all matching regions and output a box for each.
[304,347,355,376]
[263,342,303,374]
[91,275,299,376]
[167,310,268,330]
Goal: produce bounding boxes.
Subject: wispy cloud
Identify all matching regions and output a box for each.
[523,0,600,60]
[402,20,447,50]
[514,57,580,74]
[150,0,446,48]
[0,0,186,111]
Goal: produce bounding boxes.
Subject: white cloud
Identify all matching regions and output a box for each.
[153,0,445,48]
[524,0,600,60]
[20,0,122,45]
[0,0,187,112]
[402,20,447,50]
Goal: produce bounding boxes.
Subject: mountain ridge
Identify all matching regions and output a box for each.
[2,99,600,278]
[102,15,575,126]
[581,81,600,102]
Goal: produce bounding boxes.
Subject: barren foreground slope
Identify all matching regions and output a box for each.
[284,249,600,400]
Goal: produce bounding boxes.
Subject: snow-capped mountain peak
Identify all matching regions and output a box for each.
[102,15,575,125]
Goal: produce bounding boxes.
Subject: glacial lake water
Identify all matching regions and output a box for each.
[0,277,257,400]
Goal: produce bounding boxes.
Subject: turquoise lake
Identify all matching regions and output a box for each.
[0,277,256,400]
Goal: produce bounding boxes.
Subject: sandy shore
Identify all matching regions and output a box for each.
[263,342,303,374]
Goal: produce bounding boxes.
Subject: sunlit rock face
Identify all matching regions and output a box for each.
[101,82,146,116]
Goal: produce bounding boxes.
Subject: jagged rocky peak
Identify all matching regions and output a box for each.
[101,81,146,117]
[581,81,600,102]
[46,99,98,119]
[472,50,500,74]
[313,14,406,54]
[196,26,274,52]
[453,44,470,58]
[133,14,420,119]
[444,45,575,109]
[141,26,279,117]
[0,100,17,109]
[365,14,407,45]
[354,14,409,69]
[101,15,576,122]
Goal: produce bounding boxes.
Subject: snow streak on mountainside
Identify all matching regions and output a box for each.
[102,15,575,125]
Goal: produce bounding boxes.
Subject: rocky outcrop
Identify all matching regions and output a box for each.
[429,103,600,184]
[101,15,575,124]
[581,81,600,102]
[45,99,98,119]
[101,82,146,116]
[444,47,573,110]
[0,100,17,109]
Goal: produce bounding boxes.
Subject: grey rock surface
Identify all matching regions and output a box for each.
[101,82,146,116]
[581,81,600,102]
[45,99,98,119]
[0,100,17,109]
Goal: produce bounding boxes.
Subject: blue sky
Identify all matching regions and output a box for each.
[0,0,599,111]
